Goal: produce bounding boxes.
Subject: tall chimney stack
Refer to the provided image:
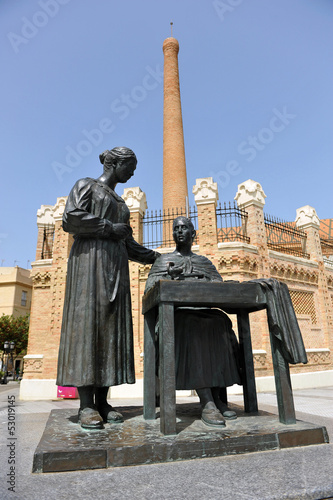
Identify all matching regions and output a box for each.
[162,36,189,214]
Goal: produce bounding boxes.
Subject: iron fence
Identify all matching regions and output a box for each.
[320,238,333,257]
[216,202,249,244]
[142,207,198,248]
[319,219,333,257]
[264,214,309,259]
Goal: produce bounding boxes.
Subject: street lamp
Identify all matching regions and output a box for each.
[2,341,15,383]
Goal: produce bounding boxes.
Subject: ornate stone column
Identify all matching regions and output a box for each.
[52,197,73,262]
[295,205,322,261]
[36,205,54,261]
[193,177,219,261]
[21,197,72,399]
[122,187,148,244]
[23,204,55,395]
[235,179,270,360]
[45,197,73,380]
[296,205,332,355]
[235,179,269,278]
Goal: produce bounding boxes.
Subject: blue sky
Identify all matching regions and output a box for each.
[1,0,332,268]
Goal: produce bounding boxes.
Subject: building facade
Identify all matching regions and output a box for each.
[20,178,333,400]
[0,266,32,318]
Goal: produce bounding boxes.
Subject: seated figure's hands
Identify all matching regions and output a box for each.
[110,223,132,240]
[167,261,184,279]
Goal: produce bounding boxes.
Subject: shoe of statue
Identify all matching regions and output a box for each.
[214,400,237,420]
[201,404,226,427]
[78,406,104,430]
[97,403,124,423]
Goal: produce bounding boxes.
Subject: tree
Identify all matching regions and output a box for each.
[0,314,30,356]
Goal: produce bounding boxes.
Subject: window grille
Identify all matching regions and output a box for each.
[289,290,317,324]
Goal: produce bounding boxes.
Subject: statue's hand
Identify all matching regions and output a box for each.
[111,223,132,240]
[167,261,184,279]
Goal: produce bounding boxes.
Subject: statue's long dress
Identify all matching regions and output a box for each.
[145,253,242,390]
[174,308,241,390]
[56,178,155,388]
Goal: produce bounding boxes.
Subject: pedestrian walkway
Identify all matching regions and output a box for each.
[0,382,332,500]
[1,383,332,420]
[230,388,333,419]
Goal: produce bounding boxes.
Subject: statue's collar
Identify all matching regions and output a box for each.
[92,179,125,203]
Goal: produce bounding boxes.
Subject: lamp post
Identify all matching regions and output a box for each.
[2,341,15,383]
[10,341,15,380]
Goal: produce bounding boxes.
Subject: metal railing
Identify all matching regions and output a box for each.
[216,202,250,244]
[320,238,333,257]
[264,214,309,259]
[142,207,198,248]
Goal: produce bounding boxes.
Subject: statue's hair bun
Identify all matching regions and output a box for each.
[99,150,109,164]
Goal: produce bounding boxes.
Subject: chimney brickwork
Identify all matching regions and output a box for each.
[163,37,188,213]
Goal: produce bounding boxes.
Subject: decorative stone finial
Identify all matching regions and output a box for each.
[295,205,320,229]
[122,187,147,216]
[193,177,219,206]
[235,179,266,209]
[37,205,54,227]
[53,197,67,221]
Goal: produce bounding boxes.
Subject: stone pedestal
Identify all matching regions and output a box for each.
[33,403,328,473]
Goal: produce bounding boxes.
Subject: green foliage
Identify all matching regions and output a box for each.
[0,314,30,356]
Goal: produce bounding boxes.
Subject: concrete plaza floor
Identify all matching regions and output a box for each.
[0,382,332,500]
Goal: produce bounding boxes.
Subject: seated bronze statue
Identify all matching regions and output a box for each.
[145,216,242,427]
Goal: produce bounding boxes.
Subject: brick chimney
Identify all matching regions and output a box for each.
[162,37,189,214]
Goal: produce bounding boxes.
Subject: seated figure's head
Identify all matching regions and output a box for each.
[173,216,196,247]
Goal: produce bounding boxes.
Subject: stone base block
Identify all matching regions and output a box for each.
[33,403,329,473]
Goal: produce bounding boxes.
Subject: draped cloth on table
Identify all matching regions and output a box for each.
[145,252,242,390]
[250,278,307,365]
[56,177,156,388]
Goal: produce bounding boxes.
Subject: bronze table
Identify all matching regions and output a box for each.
[142,280,297,435]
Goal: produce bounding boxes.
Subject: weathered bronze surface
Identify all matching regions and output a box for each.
[144,217,250,433]
[32,404,329,473]
[56,147,158,428]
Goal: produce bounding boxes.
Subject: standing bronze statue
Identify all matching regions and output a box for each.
[57,147,159,429]
[145,216,242,427]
